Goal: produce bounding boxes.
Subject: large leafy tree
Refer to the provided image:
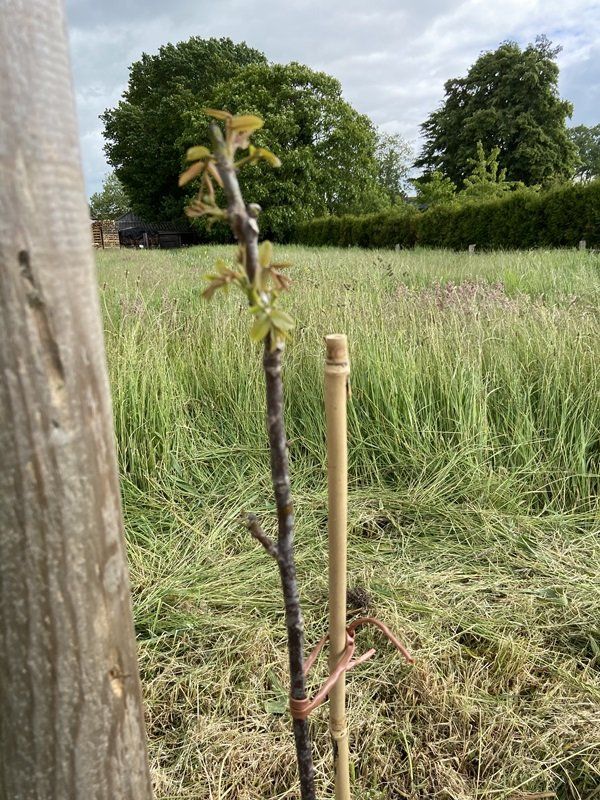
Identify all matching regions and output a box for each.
[181,62,388,238]
[568,124,600,182]
[416,36,577,187]
[89,171,130,219]
[101,37,266,221]
[375,131,413,204]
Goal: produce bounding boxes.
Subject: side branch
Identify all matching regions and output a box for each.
[246,514,280,561]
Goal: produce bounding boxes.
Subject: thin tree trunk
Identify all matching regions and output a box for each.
[0,2,153,798]
[263,344,316,799]
[210,123,316,799]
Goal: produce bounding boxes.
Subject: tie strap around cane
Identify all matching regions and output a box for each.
[289,617,413,721]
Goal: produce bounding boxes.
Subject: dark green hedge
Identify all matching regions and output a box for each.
[293,181,600,250]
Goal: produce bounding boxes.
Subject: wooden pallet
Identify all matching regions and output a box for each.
[91,219,119,248]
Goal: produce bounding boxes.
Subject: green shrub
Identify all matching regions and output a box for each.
[295,181,600,250]
[294,207,417,248]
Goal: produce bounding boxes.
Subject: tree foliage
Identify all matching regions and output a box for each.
[102,40,388,236]
[89,171,130,219]
[375,131,413,204]
[460,141,526,200]
[295,180,600,250]
[180,62,388,239]
[568,124,600,182]
[416,36,577,187]
[101,37,266,221]
[412,171,457,207]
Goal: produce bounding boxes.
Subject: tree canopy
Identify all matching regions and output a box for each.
[180,61,387,238]
[412,171,457,207]
[460,141,526,200]
[102,39,388,236]
[568,124,600,182]
[416,36,577,187]
[89,171,130,219]
[375,131,413,204]
[101,37,266,221]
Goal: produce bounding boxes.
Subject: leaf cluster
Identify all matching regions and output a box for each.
[179,110,280,221]
[182,112,294,349]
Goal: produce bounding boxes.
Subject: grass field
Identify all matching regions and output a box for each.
[98,245,600,800]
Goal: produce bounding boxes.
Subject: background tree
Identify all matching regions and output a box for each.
[460,141,526,200]
[102,37,266,221]
[1,0,152,796]
[412,170,457,207]
[568,124,600,182]
[182,62,388,239]
[416,36,577,187]
[89,171,131,219]
[375,131,413,204]
[103,43,388,238]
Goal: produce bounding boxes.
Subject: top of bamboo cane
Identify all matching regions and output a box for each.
[325,334,348,365]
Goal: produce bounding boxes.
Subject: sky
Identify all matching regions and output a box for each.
[65,0,600,198]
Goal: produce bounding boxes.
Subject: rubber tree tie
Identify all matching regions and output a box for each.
[289,616,414,721]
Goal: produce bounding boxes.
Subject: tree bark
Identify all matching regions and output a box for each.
[263,344,316,799]
[0,2,153,798]
[209,123,316,799]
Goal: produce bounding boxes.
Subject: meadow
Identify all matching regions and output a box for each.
[98,245,600,800]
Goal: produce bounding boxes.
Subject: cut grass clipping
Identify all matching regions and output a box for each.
[99,245,600,799]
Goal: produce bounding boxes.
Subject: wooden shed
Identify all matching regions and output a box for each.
[117,212,199,249]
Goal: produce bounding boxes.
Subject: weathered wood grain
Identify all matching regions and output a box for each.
[0,2,153,798]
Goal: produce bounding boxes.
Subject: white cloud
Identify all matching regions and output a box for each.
[65,0,600,197]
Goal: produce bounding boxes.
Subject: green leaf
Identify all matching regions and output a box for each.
[270,308,295,332]
[230,114,264,133]
[178,161,204,186]
[202,107,231,120]
[186,146,212,162]
[255,147,281,168]
[265,698,288,715]
[250,315,271,342]
[258,241,273,268]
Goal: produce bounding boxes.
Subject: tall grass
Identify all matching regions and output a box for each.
[99,246,600,799]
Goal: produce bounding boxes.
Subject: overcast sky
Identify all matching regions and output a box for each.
[65,0,600,198]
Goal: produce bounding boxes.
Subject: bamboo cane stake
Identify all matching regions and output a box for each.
[325,334,351,800]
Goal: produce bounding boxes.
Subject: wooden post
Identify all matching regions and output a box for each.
[0,2,153,797]
[325,334,351,800]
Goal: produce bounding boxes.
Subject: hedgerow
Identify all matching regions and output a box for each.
[294,181,600,250]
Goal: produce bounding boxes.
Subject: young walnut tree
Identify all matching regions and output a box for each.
[180,110,316,799]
